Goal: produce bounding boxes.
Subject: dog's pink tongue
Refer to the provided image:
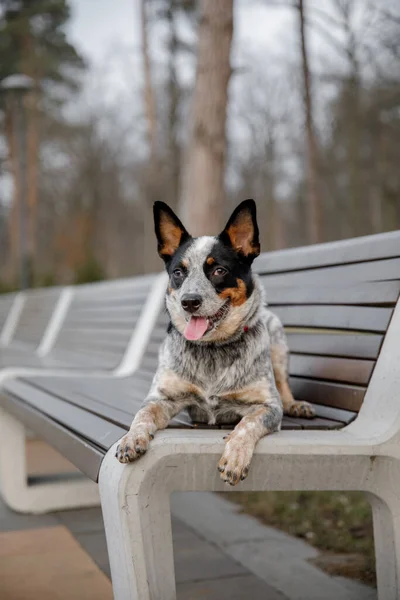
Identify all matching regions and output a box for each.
[184,316,208,341]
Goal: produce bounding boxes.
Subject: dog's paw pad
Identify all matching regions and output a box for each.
[218,441,252,486]
[115,432,150,463]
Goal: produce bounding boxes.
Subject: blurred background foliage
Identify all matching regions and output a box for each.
[0,0,399,289]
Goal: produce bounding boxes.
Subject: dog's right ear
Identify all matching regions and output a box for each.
[153,202,191,264]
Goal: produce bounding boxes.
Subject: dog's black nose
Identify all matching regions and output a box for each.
[181,294,202,313]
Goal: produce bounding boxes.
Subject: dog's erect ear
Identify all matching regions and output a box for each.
[153,201,191,263]
[219,199,260,261]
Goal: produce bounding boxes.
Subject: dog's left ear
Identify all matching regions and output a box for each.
[153,201,191,264]
[219,199,260,262]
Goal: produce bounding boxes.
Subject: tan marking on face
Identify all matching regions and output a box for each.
[157,369,202,399]
[205,301,249,342]
[206,256,215,265]
[226,214,259,256]
[219,278,247,307]
[220,380,274,405]
[181,258,189,268]
[159,213,184,257]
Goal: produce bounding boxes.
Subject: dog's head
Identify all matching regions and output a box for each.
[154,200,260,342]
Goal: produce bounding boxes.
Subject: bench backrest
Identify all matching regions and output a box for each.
[48,275,155,370]
[0,293,17,342]
[126,231,400,426]
[253,230,400,422]
[8,288,62,349]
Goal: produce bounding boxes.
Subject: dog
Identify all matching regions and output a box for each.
[116,199,315,485]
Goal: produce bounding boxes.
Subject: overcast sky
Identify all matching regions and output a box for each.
[66,0,300,102]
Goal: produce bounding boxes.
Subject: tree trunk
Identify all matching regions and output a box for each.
[179,0,233,235]
[26,93,39,268]
[4,104,19,283]
[140,0,158,164]
[140,0,161,272]
[166,0,180,209]
[298,0,322,244]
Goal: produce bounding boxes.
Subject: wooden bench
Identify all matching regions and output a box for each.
[0,275,158,374]
[1,230,400,600]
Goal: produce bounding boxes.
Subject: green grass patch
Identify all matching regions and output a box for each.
[228,491,375,585]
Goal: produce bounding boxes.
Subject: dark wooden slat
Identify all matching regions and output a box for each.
[311,403,357,425]
[261,257,400,287]
[0,392,104,481]
[254,230,400,274]
[273,305,392,332]
[26,376,150,416]
[3,379,125,451]
[290,376,365,411]
[286,332,383,359]
[289,354,374,385]
[265,281,400,306]
[281,416,344,430]
[25,381,135,428]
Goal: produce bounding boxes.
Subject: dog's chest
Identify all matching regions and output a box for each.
[163,331,267,396]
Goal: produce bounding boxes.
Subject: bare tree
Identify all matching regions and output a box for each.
[140,0,158,163]
[179,0,233,234]
[297,0,322,243]
[140,0,162,271]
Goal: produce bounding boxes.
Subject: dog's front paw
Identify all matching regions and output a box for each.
[116,429,152,463]
[285,401,316,419]
[218,436,254,486]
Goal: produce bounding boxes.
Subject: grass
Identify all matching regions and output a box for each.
[227,491,376,586]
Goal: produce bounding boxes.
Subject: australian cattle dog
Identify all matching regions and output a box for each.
[116,199,315,485]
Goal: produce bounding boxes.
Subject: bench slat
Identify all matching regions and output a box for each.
[290,376,365,411]
[265,281,400,306]
[254,230,400,274]
[273,305,392,332]
[289,354,374,385]
[286,332,383,360]
[3,379,125,453]
[260,257,400,287]
[12,289,62,348]
[0,391,104,481]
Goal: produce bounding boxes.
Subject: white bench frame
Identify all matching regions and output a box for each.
[97,296,400,600]
[0,274,167,513]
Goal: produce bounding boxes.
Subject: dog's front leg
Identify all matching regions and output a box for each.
[116,369,198,463]
[218,402,283,486]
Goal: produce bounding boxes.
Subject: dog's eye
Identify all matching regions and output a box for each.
[173,268,184,279]
[212,267,227,277]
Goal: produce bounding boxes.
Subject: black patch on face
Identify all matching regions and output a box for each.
[203,240,255,298]
[166,238,194,290]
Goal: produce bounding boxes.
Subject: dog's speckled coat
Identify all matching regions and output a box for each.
[117,200,315,485]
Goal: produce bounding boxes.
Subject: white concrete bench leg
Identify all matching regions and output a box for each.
[366,491,400,600]
[0,407,99,514]
[99,442,176,600]
[100,430,400,600]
